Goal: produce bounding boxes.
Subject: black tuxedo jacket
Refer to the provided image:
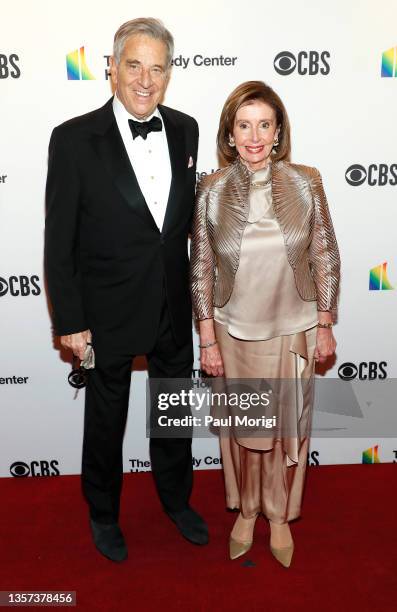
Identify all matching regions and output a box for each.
[44,98,199,354]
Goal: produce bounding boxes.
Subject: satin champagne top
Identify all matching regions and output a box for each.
[214,163,318,341]
[190,159,340,321]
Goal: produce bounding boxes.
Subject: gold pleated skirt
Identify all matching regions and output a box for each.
[214,321,317,523]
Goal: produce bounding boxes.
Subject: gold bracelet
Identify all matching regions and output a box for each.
[199,340,218,348]
[317,322,333,329]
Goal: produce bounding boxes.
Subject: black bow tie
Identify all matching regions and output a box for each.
[128,116,162,140]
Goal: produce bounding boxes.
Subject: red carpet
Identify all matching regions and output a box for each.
[0,465,396,611]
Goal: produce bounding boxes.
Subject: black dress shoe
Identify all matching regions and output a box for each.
[166,507,209,545]
[90,519,128,562]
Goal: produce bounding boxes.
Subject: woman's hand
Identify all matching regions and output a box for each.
[198,318,224,377]
[200,343,224,377]
[314,327,336,363]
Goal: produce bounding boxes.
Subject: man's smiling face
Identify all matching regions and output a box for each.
[110,33,170,119]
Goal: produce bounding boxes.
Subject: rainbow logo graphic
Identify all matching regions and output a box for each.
[369,262,394,291]
[362,445,380,464]
[381,46,397,77]
[66,46,95,80]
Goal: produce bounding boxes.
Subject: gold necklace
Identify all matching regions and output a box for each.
[251,175,271,189]
[250,163,272,188]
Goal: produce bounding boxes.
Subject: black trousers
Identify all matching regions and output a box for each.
[82,299,194,524]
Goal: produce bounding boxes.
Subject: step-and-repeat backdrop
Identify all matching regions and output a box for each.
[1,0,396,478]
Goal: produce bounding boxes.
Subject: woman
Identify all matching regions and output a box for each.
[190,81,340,567]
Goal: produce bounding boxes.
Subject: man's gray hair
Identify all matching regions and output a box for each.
[113,18,174,68]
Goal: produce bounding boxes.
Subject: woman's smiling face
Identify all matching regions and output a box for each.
[232,100,279,170]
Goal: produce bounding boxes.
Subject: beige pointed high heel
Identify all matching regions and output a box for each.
[229,536,253,560]
[229,512,256,560]
[269,542,294,568]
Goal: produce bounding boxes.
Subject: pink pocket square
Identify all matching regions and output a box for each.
[188,156,194,168]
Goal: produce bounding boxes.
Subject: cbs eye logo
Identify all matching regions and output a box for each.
[338,363,358,380]
[10,462,30,477]
[345,164,397,186]
[10,460,60,477]
[338,361,387,381]
[0,275,41,297]
[273,51,330,75]
[345,165,367,186]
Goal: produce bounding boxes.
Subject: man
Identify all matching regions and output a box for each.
[45,18,207,562]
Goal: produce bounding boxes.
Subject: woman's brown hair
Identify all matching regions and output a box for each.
[217,80,291,167]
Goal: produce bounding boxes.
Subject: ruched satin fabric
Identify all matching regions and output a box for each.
[214,164,318,340]
[190,158,340,321]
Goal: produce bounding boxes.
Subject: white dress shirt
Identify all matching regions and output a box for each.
[112,94,172,231]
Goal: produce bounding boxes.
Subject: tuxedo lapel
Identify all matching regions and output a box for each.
[159,105,186,236]
[91,99,158,231]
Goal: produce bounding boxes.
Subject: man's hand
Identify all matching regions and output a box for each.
[61,329,92,360]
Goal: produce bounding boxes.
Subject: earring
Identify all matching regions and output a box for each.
[229,137,235,147]
[272,136,279,155]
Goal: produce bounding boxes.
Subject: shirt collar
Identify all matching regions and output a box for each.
[113,93,161,124]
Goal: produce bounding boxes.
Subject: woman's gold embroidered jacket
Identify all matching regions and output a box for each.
[190,158,340,320]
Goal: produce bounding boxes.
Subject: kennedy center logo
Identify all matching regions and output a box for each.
[369,262,394,291]
[66,46,95,80]
[362,445,380,464]
[381,46,397,77]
